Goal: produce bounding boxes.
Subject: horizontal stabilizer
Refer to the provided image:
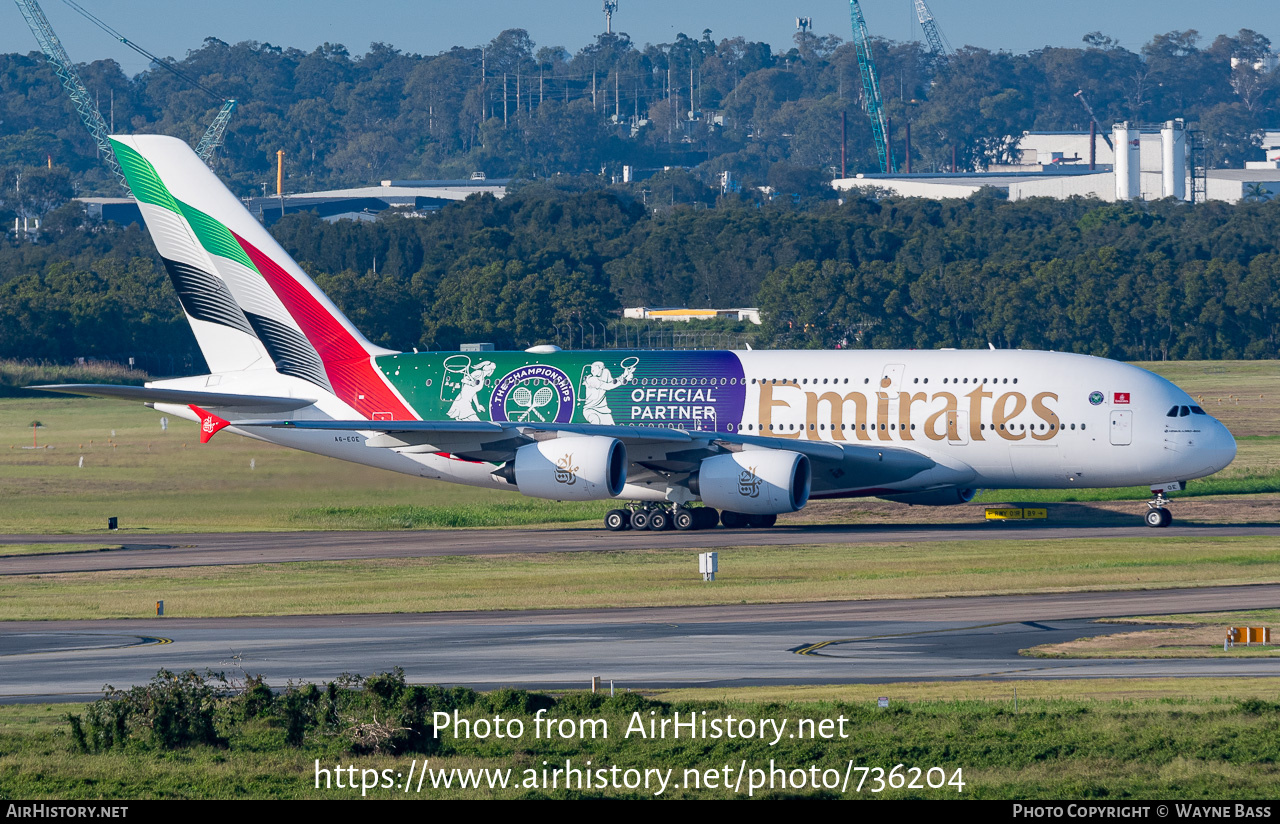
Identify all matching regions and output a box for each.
[29,384,316,411]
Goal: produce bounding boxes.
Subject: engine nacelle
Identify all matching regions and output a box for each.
[877,487,977,506]
[693,451,810,514]
[508,437,627,500]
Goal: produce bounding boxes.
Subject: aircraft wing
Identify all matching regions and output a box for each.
[28,384,317,412]
[235,418,941,491]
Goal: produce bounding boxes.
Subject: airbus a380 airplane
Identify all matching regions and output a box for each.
[37,136,1236,531]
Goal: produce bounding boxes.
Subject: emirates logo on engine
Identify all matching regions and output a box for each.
[738,466,762,498]
[554,454,579,485]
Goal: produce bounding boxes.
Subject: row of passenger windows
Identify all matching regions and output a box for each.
[1166,405,1207,417]
[448,375,1028,388]
[618,421,1089,433]
[752,377,1021,386]
[731,422,1085,432]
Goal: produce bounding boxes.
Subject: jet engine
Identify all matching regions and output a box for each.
[877,487,977,506]
[501,436,627,500]
[691,451,810,514]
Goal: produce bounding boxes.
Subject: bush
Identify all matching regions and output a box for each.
[66,669,228,752]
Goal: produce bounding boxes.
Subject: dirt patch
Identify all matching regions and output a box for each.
[1025,624,1280,659]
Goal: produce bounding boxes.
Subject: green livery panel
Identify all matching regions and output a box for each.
[376,350,747,430]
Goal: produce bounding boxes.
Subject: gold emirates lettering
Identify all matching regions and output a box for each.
[760,384,1060,441]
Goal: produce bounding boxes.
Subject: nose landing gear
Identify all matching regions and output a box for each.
[1144,489,1173,528]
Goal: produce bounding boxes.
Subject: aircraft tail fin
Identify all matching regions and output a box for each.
[110,135,413,420]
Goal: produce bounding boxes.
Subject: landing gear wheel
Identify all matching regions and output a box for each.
[647,508,671,531]
[1144,489,1174,528]
[695,507,719,529]
[720,510,747,529]
[747,513,778,528]
[673,508,696,531]
[605,509,630,531]
[630,508,651,530]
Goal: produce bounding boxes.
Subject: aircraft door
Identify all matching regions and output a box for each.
[1110,410,1133,446]
[946,410,970,444]
[879,364,905,393]
[879,364,905,433]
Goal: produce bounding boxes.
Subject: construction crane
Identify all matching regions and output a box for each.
[1072,90,1115,151]
[14,0,237,195]
[13,0,130,194]
[849,0,894,172]
[57,0,236,161]
[913,0,953,62]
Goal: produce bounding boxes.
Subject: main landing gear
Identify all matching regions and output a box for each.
[603,504,780,531]
[1144,490,1174,528]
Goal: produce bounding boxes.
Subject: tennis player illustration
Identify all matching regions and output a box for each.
[581,358,637,425]
[446,360,495,421]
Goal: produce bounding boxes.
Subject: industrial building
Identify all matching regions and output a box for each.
[624,307,762,324]
[833,126,1280,204]
[243,177,509,225]
[77,177,509,227]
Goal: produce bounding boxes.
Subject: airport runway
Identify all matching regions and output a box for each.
[5,521,1280,575]
[3,585,1279,701]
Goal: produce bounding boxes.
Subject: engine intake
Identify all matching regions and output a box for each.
[692,451,810,514]
[505,436,627,500]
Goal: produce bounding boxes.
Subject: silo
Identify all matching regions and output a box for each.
[1161,120,1187,200]
[1113,122,1140,200]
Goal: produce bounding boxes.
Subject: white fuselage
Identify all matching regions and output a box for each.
[152,349,1236,503]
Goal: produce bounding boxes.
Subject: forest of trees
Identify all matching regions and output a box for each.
[1,25,1279,372]
[0,23,1278,213]
[3,186,1279,369]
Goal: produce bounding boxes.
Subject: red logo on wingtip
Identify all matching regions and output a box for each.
[1114,392,1130,404]
[188,404,230,443]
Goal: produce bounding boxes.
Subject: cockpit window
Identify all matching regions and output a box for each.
[1166,406,1179,417]
[1191,406,1206,415]
[1179,406,1190,417]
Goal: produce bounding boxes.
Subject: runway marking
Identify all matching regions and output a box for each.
[794,621,1018,656]
[1,634,172,656]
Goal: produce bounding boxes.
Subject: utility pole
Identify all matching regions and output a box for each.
[841,111,847,178]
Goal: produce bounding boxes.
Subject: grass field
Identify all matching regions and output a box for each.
[4,686,1280,799]
[0,395,611,533]
[3,535,1278,621]
[0,543,121,557]
[2,359,1278,534]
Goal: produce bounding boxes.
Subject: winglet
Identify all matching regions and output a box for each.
[189,404,231,443]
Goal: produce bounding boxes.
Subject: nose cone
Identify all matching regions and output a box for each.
[1205,419,1237,475]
